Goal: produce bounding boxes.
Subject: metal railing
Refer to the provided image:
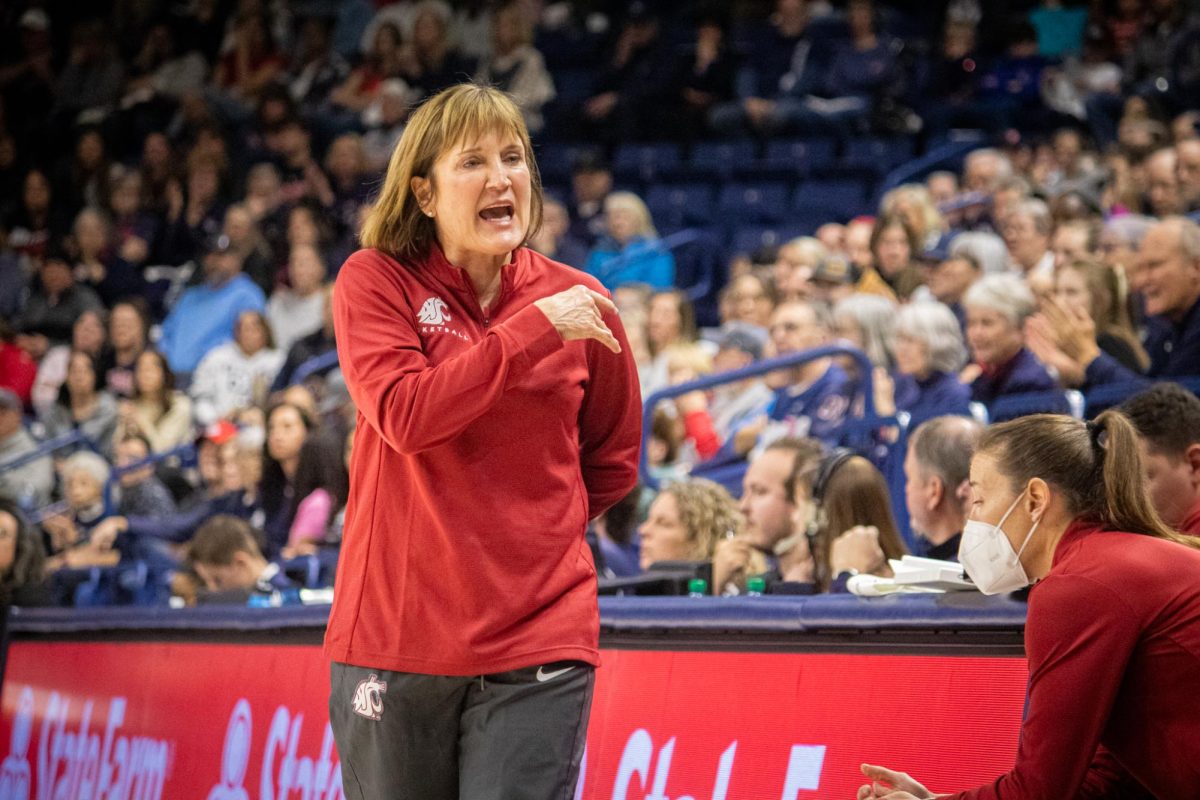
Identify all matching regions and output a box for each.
[639,344,892,491]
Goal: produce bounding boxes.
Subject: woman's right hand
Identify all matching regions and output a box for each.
[857,764,936,800]
[534,285,621,354]
[712,536,752,591]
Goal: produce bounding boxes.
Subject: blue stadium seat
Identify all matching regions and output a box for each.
[550,67,596,103]
[58,561,168,607]
[792,178,870,222]
[671,228,726,307]
[729,224,809,255]
[749,137,837,180]
[684,140,759,179]
[613,142,683,183]
[717,181,792,224]
[645,182,717,229]
[536,143,589,185]
[841,137,918,174]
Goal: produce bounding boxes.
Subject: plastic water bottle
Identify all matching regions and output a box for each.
[247,587,303,607]
[687,578,708,598]
[746,576,766,597]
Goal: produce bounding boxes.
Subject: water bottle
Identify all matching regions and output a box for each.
[687,578,708,598]
[746,576,766,597]
[247,591,276,608]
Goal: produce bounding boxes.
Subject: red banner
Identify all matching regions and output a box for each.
[0,642,1027,799]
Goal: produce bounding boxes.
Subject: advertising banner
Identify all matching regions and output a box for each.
[0,642,1027,799]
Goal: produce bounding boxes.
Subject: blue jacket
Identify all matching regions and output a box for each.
[125,490,261,544]
[971,348,1066,420]
[159,274,266,374]
[1086,297,1200,387]
[823,37,898,100]
[893,370,973,430]
[584,236,675,292]
[767,362,855,446]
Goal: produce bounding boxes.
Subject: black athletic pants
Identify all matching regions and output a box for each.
[329,660,594,800]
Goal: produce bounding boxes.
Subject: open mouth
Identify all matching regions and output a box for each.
[479,203,514,223]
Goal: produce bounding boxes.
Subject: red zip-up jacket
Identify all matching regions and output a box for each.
[324,245,641,676]
[949,520,1200,799]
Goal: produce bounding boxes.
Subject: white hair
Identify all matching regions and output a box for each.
[1160,216,1200,260]
[950,231,1009,274]
[965,148,1014,185]
[1010,198,1053,235]
[62,451,111,489]
[1102,214,1155,250]
[895,302,967,374]
[963,273,1036,327]
[834,293,897,368]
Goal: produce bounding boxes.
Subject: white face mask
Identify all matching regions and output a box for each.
[959,489,1040,595]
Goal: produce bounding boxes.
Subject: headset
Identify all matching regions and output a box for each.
[772,447,857,558]
[810,447,856,505]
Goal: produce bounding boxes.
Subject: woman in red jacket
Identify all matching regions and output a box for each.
[326,84,642,799]
[858,410,1200,799]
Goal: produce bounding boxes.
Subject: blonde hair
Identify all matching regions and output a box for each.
[604,191,658,240]
[360,83,544,260]
[781,236,828,264]
[880,184,945,241]
[1059,259,1149,370]
[665,342,713,378]
[662,478,742,562]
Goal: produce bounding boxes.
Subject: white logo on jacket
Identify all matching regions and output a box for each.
[418,297,451,326]
[352,675,387,721]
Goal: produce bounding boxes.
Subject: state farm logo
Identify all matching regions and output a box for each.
[208,700,251,800]
[210,699,343,800]
[0,687,33,800]
[576,728,827,800]
[2,685,173,800]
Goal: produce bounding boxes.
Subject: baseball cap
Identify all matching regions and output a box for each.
[811,256,861,286]
[717,326,764,360]
[921,232,957,262]
[201,419,238,445]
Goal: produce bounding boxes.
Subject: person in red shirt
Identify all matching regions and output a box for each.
[325,84,641,800]
[857,410,1200,799]
[1121,382,1200,535]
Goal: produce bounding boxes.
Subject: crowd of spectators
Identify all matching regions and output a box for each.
[2,0,1200,605]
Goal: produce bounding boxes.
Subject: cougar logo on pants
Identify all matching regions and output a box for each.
[352,675,387,721]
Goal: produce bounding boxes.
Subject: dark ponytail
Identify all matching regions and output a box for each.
[979,412,1200,549]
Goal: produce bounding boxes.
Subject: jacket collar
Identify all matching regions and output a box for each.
[424,242,528,305]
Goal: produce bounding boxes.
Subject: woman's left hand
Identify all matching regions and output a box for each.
[830,526,886,577]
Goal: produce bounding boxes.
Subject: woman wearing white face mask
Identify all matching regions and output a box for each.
[857,410,1200,800]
